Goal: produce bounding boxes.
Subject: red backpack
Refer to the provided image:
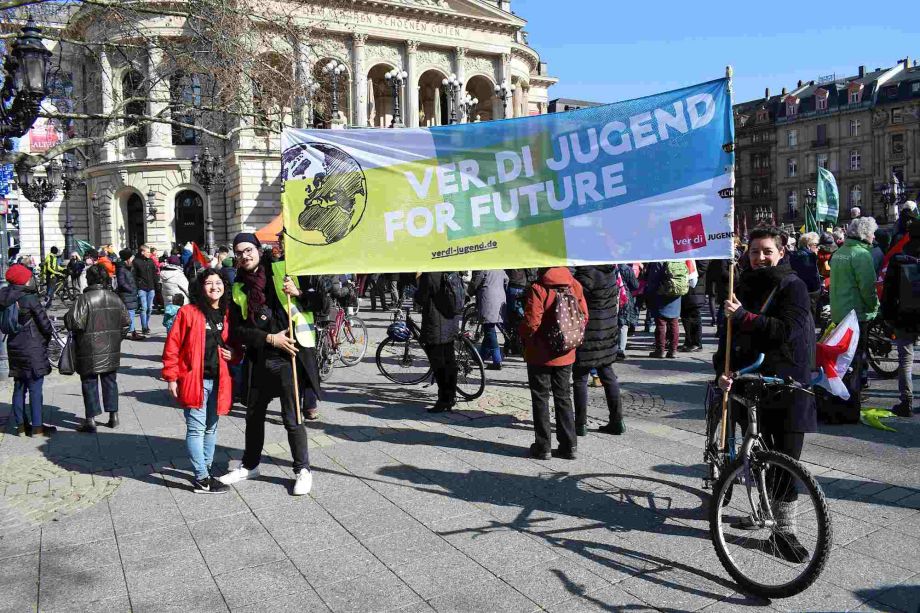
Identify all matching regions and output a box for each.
[544,285,587,354]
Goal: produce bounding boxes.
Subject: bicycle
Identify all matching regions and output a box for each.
[461,300,523,356]
[707,354,832,598]
[47,316,68,370]
[315,305,368,381]
[376,307,485,401]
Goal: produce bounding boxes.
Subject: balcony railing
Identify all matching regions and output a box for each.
[811,138,832,149]
[751,167,772,176]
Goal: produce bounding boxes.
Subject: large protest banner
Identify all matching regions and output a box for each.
[280,78,734,275]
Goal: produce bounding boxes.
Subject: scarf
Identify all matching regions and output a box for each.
[236,263,268,323]
[737,263,794,314]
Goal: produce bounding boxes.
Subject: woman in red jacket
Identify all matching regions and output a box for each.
[162,269,235,494]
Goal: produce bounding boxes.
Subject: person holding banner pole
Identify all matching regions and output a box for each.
[220,233,329,496]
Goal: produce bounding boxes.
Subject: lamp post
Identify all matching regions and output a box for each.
[494,81,513,118]
[146,189,157,223]
[60,154,84,256]
[384,69,408,128]
[191,146,224,252]
[880,173,904,223]
[0,16,53,152]
[459,93,479,123]
[323,61,347,124]
[16,159,61,263]
[305,77,319,127]
[442,73,461,124]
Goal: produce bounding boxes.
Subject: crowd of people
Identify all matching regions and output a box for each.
[1,199,917,496]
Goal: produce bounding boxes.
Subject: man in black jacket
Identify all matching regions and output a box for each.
[133,244,158,336]
[116,249,142,341]
[65,265,130,432]
[881,217,920,417]
[219,233,328,496]
[679,259,709,352]
[416,272,461,413]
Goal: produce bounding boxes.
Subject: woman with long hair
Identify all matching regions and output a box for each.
[162,268,236,494]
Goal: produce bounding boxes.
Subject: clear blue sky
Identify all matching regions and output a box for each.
[513,0,919,105]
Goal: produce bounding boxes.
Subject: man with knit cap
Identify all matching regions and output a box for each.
[219,232,328,495]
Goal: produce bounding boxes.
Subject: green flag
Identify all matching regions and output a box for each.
[75,240,94,256]
[816,167,839,224]
[805,202,819,234]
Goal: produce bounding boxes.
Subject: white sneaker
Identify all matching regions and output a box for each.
[293,469,313,496]
[218,465,260,485]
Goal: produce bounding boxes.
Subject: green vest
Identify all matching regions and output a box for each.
[232,261,315,348]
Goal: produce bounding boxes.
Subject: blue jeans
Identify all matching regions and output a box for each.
[480,323,502,365]
[138,289,155,330]
[184,379,219,480]
[126,308,136,333]
[12,376,44,427]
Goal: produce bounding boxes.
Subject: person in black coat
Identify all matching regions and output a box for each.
[0,264,54,436]
[572,266,624,436]
[133,245,159,336]
[416,272,461,413]
[679,259,709,352]
[116,249,142,341]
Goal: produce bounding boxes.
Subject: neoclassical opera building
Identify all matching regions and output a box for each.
[14,0,556,257]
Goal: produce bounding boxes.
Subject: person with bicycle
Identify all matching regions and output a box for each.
[829,217,881,420]
[41,246,65,308]
[467,269,508,370]
[716,226,816,563]
[0,264,55,436]
[415,271,463,413]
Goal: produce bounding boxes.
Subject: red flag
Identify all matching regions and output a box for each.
[876,233,910,298]
[191,242,209,267]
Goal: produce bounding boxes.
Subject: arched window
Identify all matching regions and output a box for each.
[849,185,862,207]
[175,190,204,246]
[122,71,148,148]
[126,194,146,249]
[171,73,201,146]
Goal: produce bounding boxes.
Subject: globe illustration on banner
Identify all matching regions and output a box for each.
[281,142,367,246]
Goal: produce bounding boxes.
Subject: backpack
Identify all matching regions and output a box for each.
[615,271,628,309]
[897,259,920,329]
[0,300,21,335]
[434,272,464,318]
[657,262,689,299]
[544,285,587,354]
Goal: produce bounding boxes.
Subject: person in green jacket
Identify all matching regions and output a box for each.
[829,217,881,399]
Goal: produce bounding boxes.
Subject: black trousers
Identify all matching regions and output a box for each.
[572,363,622,427]
[425,342,457,408]
[736,408,805,502]
[80,372,118,419]
[527,364,576,453]
[242,358,310,473]
[680,297,703,347]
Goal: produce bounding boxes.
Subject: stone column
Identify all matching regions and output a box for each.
[454,47,466,123]
[353,33,368,127]
[146,41,171,157]
[500,53,512,119]
[406,40,419,128]
[99,48,116,162]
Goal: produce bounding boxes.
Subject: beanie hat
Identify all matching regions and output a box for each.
[119,249,133,262]
[5,263,32,286]
[167,255,181,266]
[232,232,261,251]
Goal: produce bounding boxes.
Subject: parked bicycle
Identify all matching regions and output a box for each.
[376,307,485,401]
[316,305,368,381]
[47,316,68,370]
[460,299,523,356]
[705,353,832,598]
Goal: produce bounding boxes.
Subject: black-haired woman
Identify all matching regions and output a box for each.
[162,269,236,494]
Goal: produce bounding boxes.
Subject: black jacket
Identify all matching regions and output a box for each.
[0,284,52,379]
[573,266,619,368]
[506,268,537,288]
[881,234,920,331]
[116,263,139,311]
[707,259,733,301]
[133,254,158,291]
[416,272,460,346]
[228,256,329,405]
[789,249,822,293]
[65,285,130,376]
[714,264,817,433]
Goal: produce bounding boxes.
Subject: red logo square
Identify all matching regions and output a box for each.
[670,214,707,254]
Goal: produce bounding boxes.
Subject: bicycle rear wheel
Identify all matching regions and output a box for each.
[866,319,898,379]
[461,304,485,345]
[317,333,334,382]
[455,336,485,401]
[47,324,67,369]
[338,316,368,366]
[376,337,431,385]
[710,449,832,598]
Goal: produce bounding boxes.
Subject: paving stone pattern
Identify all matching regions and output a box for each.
[0,306,917,612]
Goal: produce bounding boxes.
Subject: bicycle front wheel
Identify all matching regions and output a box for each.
[455,336,485,401]
[338,317,368,366]
[461,304,485,345]
[376,337,431,385]
[866,319,899,379]
[710,449,832,598]
[317,334,335,382]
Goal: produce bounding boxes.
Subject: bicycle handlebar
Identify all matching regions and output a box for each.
[730,353,812,393]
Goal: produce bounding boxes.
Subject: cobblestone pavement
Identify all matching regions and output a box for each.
[0,303,918,612]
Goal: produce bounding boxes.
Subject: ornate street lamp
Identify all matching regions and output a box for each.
[323,61,347,123]
[191,146,224,252]
[146,189,157,223]
[460,93,479,123]
[880,173,904,223]
[0,16,53,151]
[16,159,61,262]
[442,73,461,124]
[384,69,408,128]
[494,81,514,118]
[60,154,84,256]
[305,77,320,127]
